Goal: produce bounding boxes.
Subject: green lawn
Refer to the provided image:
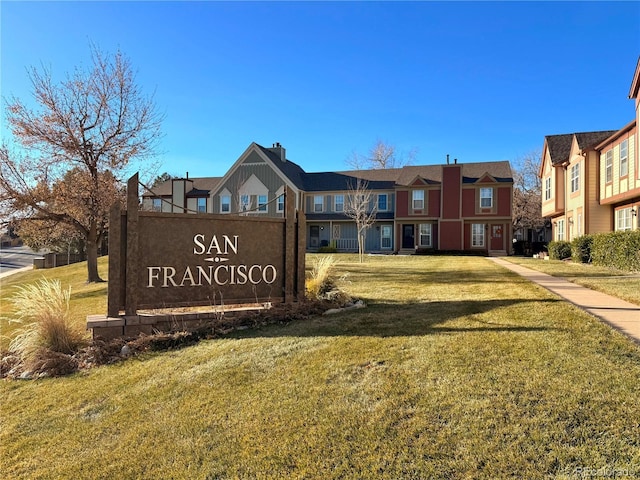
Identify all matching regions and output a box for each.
[1,255,639,479]
[505,256,640,306]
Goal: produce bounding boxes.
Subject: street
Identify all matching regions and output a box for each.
[0,245,44,274]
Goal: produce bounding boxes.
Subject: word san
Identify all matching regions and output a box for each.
[193,233,238,256]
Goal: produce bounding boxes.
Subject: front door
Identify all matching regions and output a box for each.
[381,225,392,250]
[490,224,503,251]
[402,224,415,249]
[310,225,320,248]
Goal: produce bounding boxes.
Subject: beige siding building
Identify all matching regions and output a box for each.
[597,121,638,232]
[540,57,640,240]
[540,131,616,241]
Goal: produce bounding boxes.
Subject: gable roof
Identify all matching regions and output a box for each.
[255,144,307,190]
[545,131,617,166]
[339,162,512,186]
[390,166,442,186]
[544,134,574,166]
[461,162,512,183]
[574,131,618,151]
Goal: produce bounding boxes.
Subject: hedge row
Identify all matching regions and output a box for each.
[591,231,640,272]
[548,231,640,272]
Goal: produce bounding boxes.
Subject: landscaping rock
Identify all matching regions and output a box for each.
[323,300,366,315]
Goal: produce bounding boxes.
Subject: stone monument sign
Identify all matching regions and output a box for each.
[88,174,306,339]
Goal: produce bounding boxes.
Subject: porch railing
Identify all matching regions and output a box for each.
[334,238,358,251]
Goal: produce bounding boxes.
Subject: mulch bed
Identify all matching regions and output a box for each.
[1,299,339,379]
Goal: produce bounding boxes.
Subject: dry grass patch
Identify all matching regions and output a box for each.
[305,254,337,298]
[7,278,86,359]
[2,278,88,377]
[0,258,107,350]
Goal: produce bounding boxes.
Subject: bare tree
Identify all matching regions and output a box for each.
[233,172,251,215]
[512,150,544,238]
[343,177,377,263]
[1,45,162,282]
[346,150,367,170]
[346,139,417,170]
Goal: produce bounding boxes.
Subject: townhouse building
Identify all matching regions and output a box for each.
[540,58,640,240]
[143,142,514,256]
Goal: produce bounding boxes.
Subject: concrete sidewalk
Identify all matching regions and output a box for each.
[488,257,640,344]
[0,265,33,280]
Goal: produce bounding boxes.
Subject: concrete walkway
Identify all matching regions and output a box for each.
[0,265,33,280]
[488,257,640,344]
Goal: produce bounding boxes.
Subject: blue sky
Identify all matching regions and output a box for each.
[2,1,639,178]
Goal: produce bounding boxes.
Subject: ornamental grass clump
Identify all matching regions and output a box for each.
[7,278,86,366]
[305,255,337,299]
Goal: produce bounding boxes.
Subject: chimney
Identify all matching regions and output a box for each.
[269,142,286,162]
[454,158,457,164]
[446,154,450,165]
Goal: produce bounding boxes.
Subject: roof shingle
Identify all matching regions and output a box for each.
[143,143,513,198]
[545,131,617,166]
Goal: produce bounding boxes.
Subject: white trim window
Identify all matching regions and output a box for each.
[616,208,632,231]
[544,178,551,201]
[220,194,231,213]
[605,150,613,183]
[620,139,628,177]
[377,194,388,211]
[557,219,565,241]
[419,223,432,247]
[197,197,206,213]
[277,194,285,213]
[381,225,392,249]
[334,194,344,212]
[314,195,323,212]
[258,194,267,212]
[480,188,493,208]
[570,164,580,193]
[152,198,162,212]
[471,224,485,247]
[412,190,424,210]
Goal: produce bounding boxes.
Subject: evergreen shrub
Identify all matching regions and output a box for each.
[571,235,594,264]
[548,241,571,260]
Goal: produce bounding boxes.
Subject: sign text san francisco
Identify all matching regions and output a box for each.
[146,233,278,288]
[146,264,277,288]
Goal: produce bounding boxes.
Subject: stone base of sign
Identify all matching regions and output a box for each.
[87,304,271,341]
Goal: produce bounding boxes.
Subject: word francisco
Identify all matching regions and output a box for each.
[146,233,278,288]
